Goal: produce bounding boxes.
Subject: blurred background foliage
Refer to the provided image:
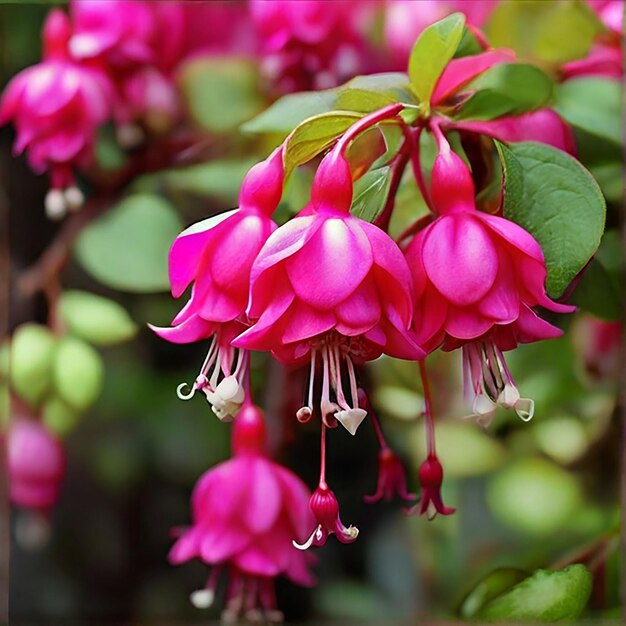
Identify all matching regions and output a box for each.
[2,1,623,624]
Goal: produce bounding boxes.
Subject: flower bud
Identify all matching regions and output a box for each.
[311,150,353,213]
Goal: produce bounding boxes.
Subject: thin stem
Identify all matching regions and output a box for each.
[319,422,327,489]
[370,405,389,450]
[373,134,411,232]
[419,359,436,457]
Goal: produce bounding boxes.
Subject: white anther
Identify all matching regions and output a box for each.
[45,189,67,220]
[204,375,245,421]
[64,186,84,212]
[334,408,367,436]
[472,394,497,429]
[190,589,214,609]
[497,383,521,409]
[514,397,535,422]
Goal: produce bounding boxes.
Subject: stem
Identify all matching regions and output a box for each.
[373,134,411,233]
[335,103,406,156]
[419,359,436,457]
[410,126,435,212]
[370,406,389,451]
[319,422,327,489]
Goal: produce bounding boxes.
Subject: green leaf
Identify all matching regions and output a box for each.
[178,57,262,133]
[487,457,583,535]
[454,26,483,58]
[335,73,416,113]
[486,0,602,65]
[459,568,529,618]
[346,128,388,180]
[335,88,398,114]
[10,323,57,408]
[554,78,622,145]
[42,396,81,437]
[496,141,605,297]
[350,167,392,223]
[53,337,104,411]
[456,63,554,120]
[284,111,361,178]
[476,565,592,621]
[408,13,466,109]
[75,194,183,293]
[241,89,338,134]
[59,290,138,346]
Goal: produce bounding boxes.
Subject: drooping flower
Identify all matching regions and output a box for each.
[8,417,65,512]
[234,146,423,435]
[406,455,455,520]
[405,125,574,424]
[0,9,113,218]
[249,0,373,92]
[169,403,315,622]
[364,447,416,504]
[151,149,284,420]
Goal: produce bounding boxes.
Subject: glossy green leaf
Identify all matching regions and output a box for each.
[454,26,483,58]
[59,290,138,346]
[408,13,465,109]
[496,141,605,298]
[10,323,57,408]
[457,63,554,120]
[75,194,183,293]
[178,57,262,133]
[53,337,104,411]
[487,457,583,535]
[241,89,338,134]
[486,0,602,65]
[459,568,528,618]
[476,565,592,621]
[284,111,361,178]
[554,78,622,145]
[350,167,392,223]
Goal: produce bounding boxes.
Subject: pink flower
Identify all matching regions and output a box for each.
[250,0,373,92]
[234,148,422,434]
[406,455,455,520]
[405,128,574,423]
[364,447,416,504]
[573,314,621,382]
[151,150,284,419]
[169,403,315,621]
[8,418,65,512]
[293,483,359,549]
[0,10,113,218]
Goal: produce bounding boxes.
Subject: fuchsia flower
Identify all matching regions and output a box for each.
[234,139,423,435]
[405,126,574,425]
[0,9,113,218]
[364,447,416,504]
[250,0,372,92]
[169,403,315,622]
[151,149,284,420]
[406,455,455,520]
[8,418,65,512]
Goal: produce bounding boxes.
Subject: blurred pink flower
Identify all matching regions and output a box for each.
[0,9,113,218]
[405,129,574,423]
[364,447,416,504]
[8,418,65,512]
[234,149,422,434]
[169,403,315,621]
[573,314,622,382]
[250,0,374,92]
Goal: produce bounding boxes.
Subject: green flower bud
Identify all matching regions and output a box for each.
[42,396,81,437]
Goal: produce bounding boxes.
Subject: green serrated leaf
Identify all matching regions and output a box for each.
[554,78,622,145]
[74,194,183,293]
[59,290,138,346]
[241,89,338,134]
[350,166,392,222]
[476,565,592,621]
[408,13,466,110]
[284,111,361,178]
[496,141,605,297]
[486,0,602,65]
[456,63,554,121]
[459,568,529,618]
[178,57,262,133]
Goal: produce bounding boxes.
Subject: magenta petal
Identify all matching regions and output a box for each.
[169,210,237,298]
[513,305,564,343]
[200,524,250,563]
[477,213,544,261]
[285,551,316,587]
[432,49,516,104]
[414,283,448,351]
[477,257,520,322]
[286,216,373,308]
[380,320,424,360]
[335,278,381,335]
[234,544,281,577]
[281,300,336,345]
[245,459,282,534]
[168,529,201,564]
[148,315,216,344]
[422,214,498,306]
[445,307,494,340]
[275,466,314,539]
